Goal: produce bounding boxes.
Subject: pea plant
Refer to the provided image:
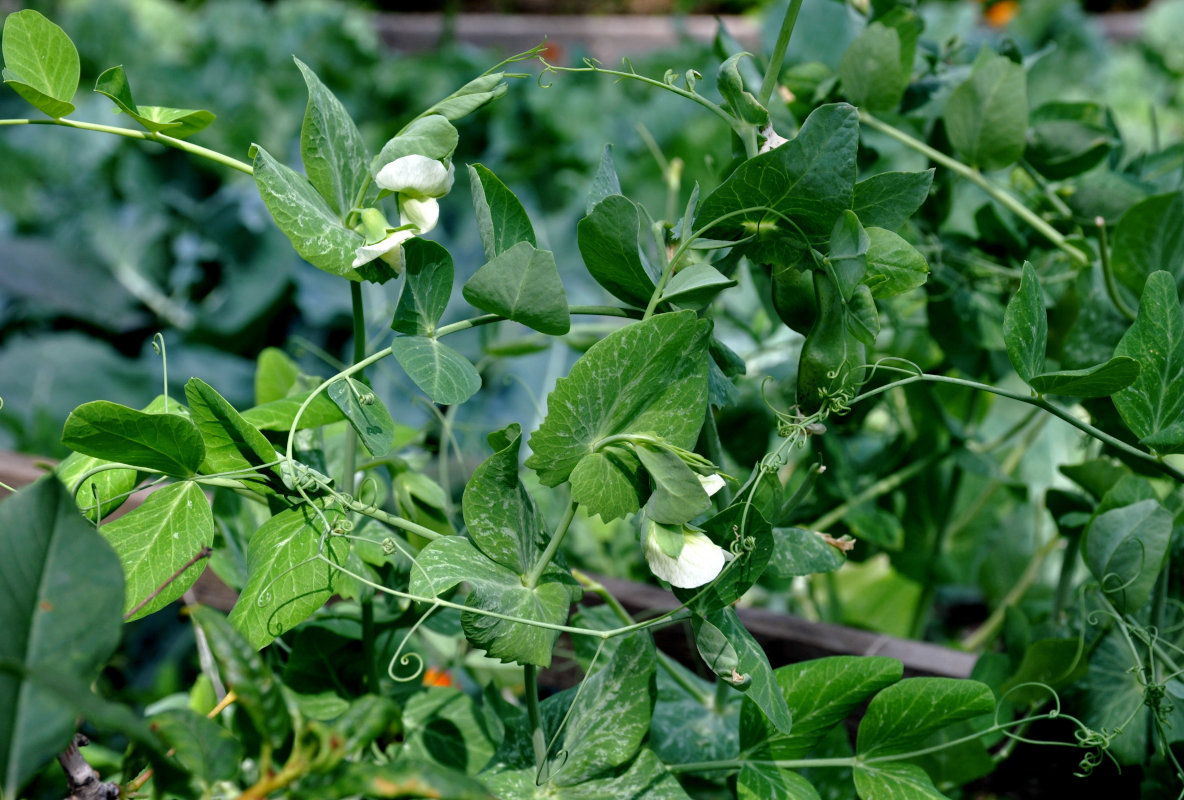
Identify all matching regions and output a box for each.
[2,0,1183,798]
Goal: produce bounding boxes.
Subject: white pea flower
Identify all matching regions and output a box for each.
[697,472,726,498]
[351,207,416,269]
[375,155,455,236]
[644,521,733,589]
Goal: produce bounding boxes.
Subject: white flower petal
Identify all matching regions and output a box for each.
[375,154,454,198]
[351,228,415,268]
[698,473,726,497]
[645,529,727,588]
[400,196,440,234]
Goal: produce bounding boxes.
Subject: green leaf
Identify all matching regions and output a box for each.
[409,536,578,667]
[295,58,368,217]
[62,399,205,477]
[527,312,710,493]
[863,227,928,298]
[944,48,1028,171]
[692,606,792,735]
[676,503,773,611]
[149,708,242,787]
[1,10,78,118]
[853,762,948,800]
[467,163,536,260]
[1084,498,1172,613]
[228,507,349,649]
[328,377,398,457]
[742,656,902,759]
[391,335,482,406]
[391,238,454,336]
[717,53,768,126]
[374,114,458,171]
[101,481,213,621]
[998,638,1088,706]
[463,241,570,335]
[1113,271,1184,452]
[463,424,548,573]
[0,478,123,798]
[765,527,847,579]
[695,103,859,260]
[93,66,214,137]
[568,448,643,523]
[856,677,994,757]
[249,143,370,282]
[401,687,497,775]
[552,633,656,786]
[660,263,737,309]
[1027,357,1140,397]
[839,22,907,112]
[419,72,507,121]
[190,606,291,747]
[853,170,933,232]
[254,348,302,404]
[487,749,689,800]
[1111,191,1184,302]
[586,144,623,215]
[635,442,711,525]
[578,195,660,308]
[185,378,278,478]
[1003,262,1047,383]
[305,761,493,800]
[738,764,821,800]
[241,391,345,431]
[1026,101,1117,180]
[55,451,138,522]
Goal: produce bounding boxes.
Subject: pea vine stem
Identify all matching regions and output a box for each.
[0,117,255,175]
[858,111,1089,266]
[525,501,578,589]
[758,0,803,108]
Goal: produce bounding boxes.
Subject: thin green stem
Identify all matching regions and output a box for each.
[806,451,940,532]
[1052,534,1081,620]
[1,118,254,175]
[962,535,1065,651]
[758,0,804,108]
[701,407,733,507]
[1096,216,1137,322]
[526,501,578,588]
[338,493,444,542]
[433,305,638,338]
[525,665,547,768]
[859,112,1088,266]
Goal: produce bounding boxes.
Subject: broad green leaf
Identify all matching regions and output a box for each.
[649,653,740,767]
[1026,101,1117,180]
[765,527,847,579]
[468,163,536,260]
[856,678,994,757]
[418,72,507,121]
[228,507,349,649]
[717,53,768,126]
[101,481,213,621]
[149,708,242,787]
[660,263,737,309]
[741,656,901,759]
[55,450,138,522]
[527,312,710,492]
[577,194,659,308]
[462,424,548,573]
[864,227,928,298]
[635,442,711,525]
[295,58,368,217]
[1027,357,1139,397]
[1084,498,1172,613]
[487,748,690,800]
[328,377,398,457]
[1,10,78,118]
[303,761,492,800]
[241,391,345,431]
[254,347,301,405]
[391,238,454,336]
[944,48,1028,171]
[998,638,1088,706]
[695,104,859,261]
[738,764,821,800]
[1113,271,1184,452]
[185,378,278,479]
[0,478,123,798]
[391,335,482,406]
[827,210,870,300]
[853,170,933,232]
[586,144,623,215]
[567,448,643,523]
[333,695,401,756]
[190,606,291,747]
[693,607,792,735]
[249,143,373,283]
[93,66,214,137]
[62,399,204,477]
[409,536,578,667]
[1003,262,1046,383]
[463,241,570,335]
[553,633,656,786]
[853,762,948,800]
[374,114,458,172]
[839,22,907,112]
[1111,191,1184,301]
[676,503,773,611]
[401,687,496,775]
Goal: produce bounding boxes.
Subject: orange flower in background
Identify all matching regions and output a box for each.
[982,0,1020,27]
[422,666,455,688]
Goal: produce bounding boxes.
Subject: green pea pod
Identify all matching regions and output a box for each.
[796,272,865,415]
[771,263,817,334]
[333,695,402,756]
